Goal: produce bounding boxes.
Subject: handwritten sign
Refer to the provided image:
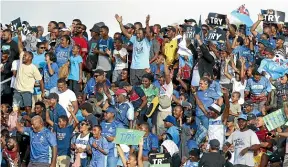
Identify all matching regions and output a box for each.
[11,17,22,32]
[149,153,171,167]
[263,109,287,131]
[261,9,285,24]
[207,28,226,43]
[185,26,201,39]
[114,128,145,145]
[208,13,227,26]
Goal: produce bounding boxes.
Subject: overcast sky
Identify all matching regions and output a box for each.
[1,0,287,36]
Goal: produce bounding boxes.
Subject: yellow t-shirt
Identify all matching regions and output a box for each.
[164,39,178,66]
[15,52,42,93]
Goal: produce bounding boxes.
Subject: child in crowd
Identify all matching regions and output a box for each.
[106,38,128,83]
[68,45,83,93]
[229,92,241,117]
[46,105,79,167]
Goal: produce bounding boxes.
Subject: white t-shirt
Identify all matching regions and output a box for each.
[52,88,77,117]
[10,60,20,89]
[75,133,90,158]
[191,63,200,86]
[208,115,225,149]
[158,81,173,112]
[113,48,128,70]
[231,78,246,105]
[227,129,260,166]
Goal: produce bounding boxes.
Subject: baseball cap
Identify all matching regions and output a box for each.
[209,139,220,149]
[247,114,257,121]
[208,103,221,115]
[115,89,127,96]
[166,26,176,33]
[258,39,270,47]
[47,93,59,100]
[184,18,196,24]
[61,27,71,32]
[276,35,285,41]
[264,47,274,54]
[238,114,248,121]
[105,106,117,114]
[244,100,253,106]
[227,115,235,122]
[163,115,177,126]
[124,23,135,29]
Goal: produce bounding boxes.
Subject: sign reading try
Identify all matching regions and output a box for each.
[207,28,226,43]
[185,26,201,39]
[208,13,227,26]
[261,9,285,24]
[114,128,145,145]
[11,17,22,32]
[149,153,171,167]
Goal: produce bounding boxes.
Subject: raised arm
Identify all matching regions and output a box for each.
[116,145,128,167]
[45,109,54,127]
[224,56,233,80]
[145,15,152,40]
[226,18,236,37]
[17,30,24,54]
[115,14,132,39]
[250,14,264,37]
[138,138,144,167]
[191,87,209,117]
[67,105,79,129]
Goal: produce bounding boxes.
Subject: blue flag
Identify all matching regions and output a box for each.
[231,4,253,27]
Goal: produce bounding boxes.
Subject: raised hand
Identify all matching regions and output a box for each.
[258,14,264,21]
[115,14,123,23]
[146,15,150,24]
[105,48,111,55]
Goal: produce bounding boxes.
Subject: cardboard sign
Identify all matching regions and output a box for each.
[185,26,201,39]
[21,21,31,35]
[149,153,171,167]
[208,13,227,26]
[263,109,287,131]
[11,17,22,32]
[206,28,226,43]
[113,128,145,145]
[261,9,285,24]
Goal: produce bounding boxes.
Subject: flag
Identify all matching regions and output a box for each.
[258,59,288,79]
[198,15,204,41]
[231,4,253,27]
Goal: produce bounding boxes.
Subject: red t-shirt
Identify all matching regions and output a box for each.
[72,37,88,56]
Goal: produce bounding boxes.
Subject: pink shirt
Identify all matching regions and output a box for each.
[8,111,18,130]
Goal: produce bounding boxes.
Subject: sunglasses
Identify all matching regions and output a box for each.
[40,47,45,49]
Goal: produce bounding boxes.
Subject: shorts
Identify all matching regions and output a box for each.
[13,90,32,107]
[28,162,50,167]
[156,110,171,135]
[130,69,146,85]
[112,70,122,83]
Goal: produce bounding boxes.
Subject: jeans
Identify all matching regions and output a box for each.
[80,158,88,167]
[107,155,118,167]
[196,115,209,129]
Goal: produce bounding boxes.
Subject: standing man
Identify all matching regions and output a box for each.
[14,30,44,114]
[115,14,152,85]
[224,114,260,167]
[94,25,114,80]
[16,116,57,167]
[88,24,101,69]
[1,28,19,60]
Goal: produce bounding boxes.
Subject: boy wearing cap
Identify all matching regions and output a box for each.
[46,93,67,124]
[225,114,260,167]
[162,26,177,66]
[100,106,124,167]
[199,139,226,167]
[162,115,180,146]
[115,89,134,129]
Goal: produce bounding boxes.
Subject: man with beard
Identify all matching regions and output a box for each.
[72,23,88,66]
[224,114,260,167]
[16,116,57,167]
[2,137,20,167]
[1,28,19,60]
[115,14,152,85]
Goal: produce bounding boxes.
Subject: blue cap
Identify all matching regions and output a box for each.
[163,115,177,126]
[106,106,117,114]
[238,114,248,121]
[258,39,270,47]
